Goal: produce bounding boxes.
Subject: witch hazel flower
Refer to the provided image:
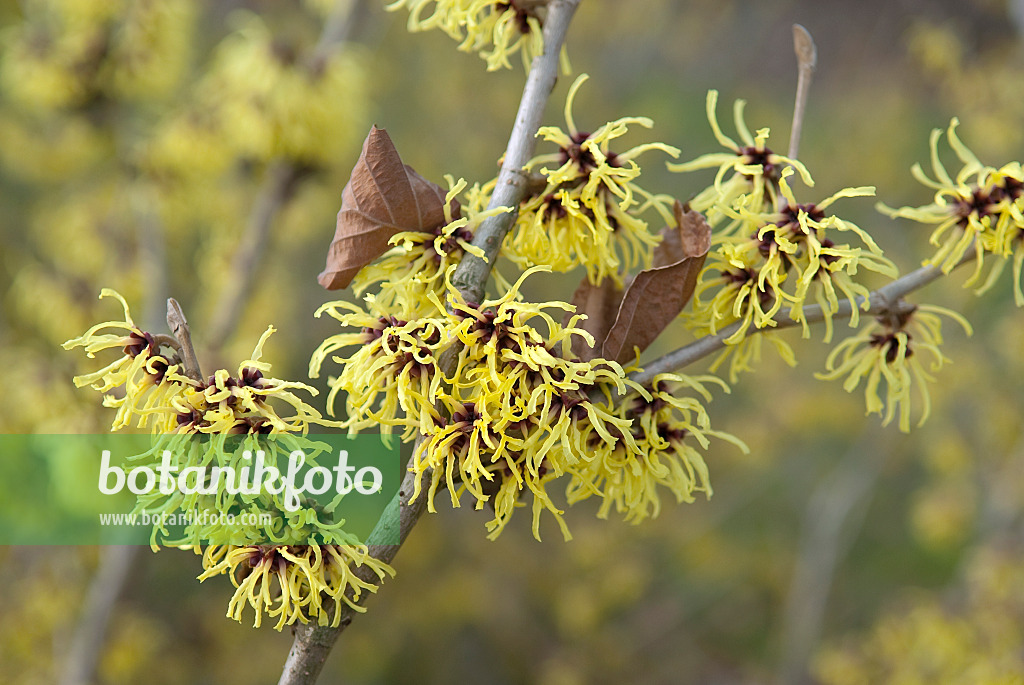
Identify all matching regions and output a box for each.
[881,118,1024,302]
[816,303,972,432]
[387,0,563,72]
[669,89,813,231]
[506,74,679,285]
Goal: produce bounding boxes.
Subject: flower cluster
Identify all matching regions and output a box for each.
[672,92,898,381]
[199,543,394,630]
[669,90,811,232]
[314,265,743,540]
[65,291,393,630]
[816,303,971,432]
[692,172,897,339]
[569,374,748,524]
[63,291,325,437]
[386,0,564,72]
[503,74,679,285]
[62,290,190,432]
[881,119,1024,304]
[414,271,639,539]
[310,297,448,439]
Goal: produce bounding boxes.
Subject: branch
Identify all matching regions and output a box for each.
[629,254,970,387]
[450,0,582,305]
[58,546,139,685]
[276,466,428,685]
[60,191,190,685]
[204,161,305,355]
[777,429,886,684]
[278,2,582,682]
[309,0,370,71]
[204,0,369,355]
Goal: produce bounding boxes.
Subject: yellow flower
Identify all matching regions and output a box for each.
[507,74,679,284]
[309,296,448,439]
[569,373,747,524]
[189,13,366,164]
[66,291,326,435]
[685,170,897,380]
[695,237,791,337]
[817,304,972,432]
[102,0,196,101]
[387,0,469,42]
[199,543,395,630]
[171,327,326,435]
[408,268,638,539]
[737,171,897,336]
[63,289,188,431]
[460,0,544,71]
[669,90,813,232]
[0,0,195,109]
[68,292,380,630]
[531,75,680,205]
[881,119,1024,303]
[505,188,607,274]
[387,0,564,72]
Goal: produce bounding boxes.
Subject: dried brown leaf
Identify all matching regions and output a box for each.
[601,208,711,363]
[318,126,448,289]
[567,277,623,361]
[653,200,711,268]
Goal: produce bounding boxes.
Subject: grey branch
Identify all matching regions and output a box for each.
[204,161,305,355]
[450,0,582,305]
[204,0,368,355]
[629,255,969,387]
[277,2,582,683]
[777,430,886,684]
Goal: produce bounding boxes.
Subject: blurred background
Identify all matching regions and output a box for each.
[2,0,1024,683]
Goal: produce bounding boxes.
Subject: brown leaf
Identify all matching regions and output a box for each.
[318,126,449,290]
[653,200,712,268]
[567,277,623,361]
[601,208,711,364]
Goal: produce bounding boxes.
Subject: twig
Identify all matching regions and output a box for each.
[450,0,582,305]
[58,546,139,685]
[309,0,371,71]
[277,2,581,683]
[204,161,305,355]
[151,333,183,354]
[628,253,971,387]
[167,297,203,381]
[788,24,816,161]
[204,0,368,355]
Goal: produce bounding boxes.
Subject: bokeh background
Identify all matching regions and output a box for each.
[3,0,1024,683]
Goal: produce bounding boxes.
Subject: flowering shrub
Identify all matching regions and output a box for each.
[13,1,1021,683]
